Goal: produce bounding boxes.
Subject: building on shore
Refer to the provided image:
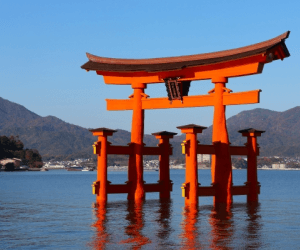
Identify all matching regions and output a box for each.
[44,164,66,169]
[197,154,211,164]
[0,158,22,168]
[271,164,286,169]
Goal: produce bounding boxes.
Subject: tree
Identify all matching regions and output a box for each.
[0,135,43,169]
[24,149,43,168]
[232,157,247,169]
[287,162,300,169]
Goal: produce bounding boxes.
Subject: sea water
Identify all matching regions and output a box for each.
[1,170,300,249]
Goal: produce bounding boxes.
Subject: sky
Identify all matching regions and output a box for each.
[1,0,299,135]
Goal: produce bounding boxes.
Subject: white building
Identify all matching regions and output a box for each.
[197,154,211,163]
[44,164,65,169]
[0,158,22,167]
[271,164,286,169]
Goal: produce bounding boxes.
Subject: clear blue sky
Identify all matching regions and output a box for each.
[1,0,299,134]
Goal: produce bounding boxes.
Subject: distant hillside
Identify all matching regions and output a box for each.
[0,97,159,160]
[1,96,300,160]
[197,107,300,156]
[0,97,40,129]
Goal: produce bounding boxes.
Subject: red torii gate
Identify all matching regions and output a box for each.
[82,31,290,205]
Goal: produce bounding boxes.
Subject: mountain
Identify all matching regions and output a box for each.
[0,97,159,160]
[227,107,300,156]
[1,96,300,160]
[0,97,40,129]
[196,107,300,156]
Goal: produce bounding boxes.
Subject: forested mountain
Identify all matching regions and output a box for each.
[1,96,300,160]
[0,97,40,129]
[197,107,300,156]
[0,97,158,160]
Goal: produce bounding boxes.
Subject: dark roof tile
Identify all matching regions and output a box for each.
[81,32,290,73]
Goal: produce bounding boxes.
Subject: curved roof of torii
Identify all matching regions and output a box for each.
[81,31,290,74]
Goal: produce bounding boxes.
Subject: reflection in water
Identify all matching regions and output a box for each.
[155,199,173,247]
[209,203,234,249]
[180,202,263,249]
[180,204,202,249]
[120,200,151,249]
[208,202,262,249]
[245,202,262,249]
[88,199,262,249]
[89,202,109,250]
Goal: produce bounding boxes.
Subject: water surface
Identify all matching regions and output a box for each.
[1,170,300,249]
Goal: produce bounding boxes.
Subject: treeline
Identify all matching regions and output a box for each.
[0,135,43,168]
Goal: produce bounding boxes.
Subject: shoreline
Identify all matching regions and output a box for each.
[2,167,300,172]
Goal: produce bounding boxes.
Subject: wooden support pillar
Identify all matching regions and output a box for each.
[128,83,146,201]
[177,124,207,206]
[152,131,177,199]
[211,76,233,205]
[90,128,117,204]
[239,128,265,202]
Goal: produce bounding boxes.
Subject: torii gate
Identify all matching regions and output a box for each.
[82,31,290,204]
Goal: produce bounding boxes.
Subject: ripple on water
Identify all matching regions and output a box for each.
[1,170,300,249]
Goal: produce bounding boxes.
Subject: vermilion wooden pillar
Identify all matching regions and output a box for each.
[90,128,116,204]
[152,131,177,199]
[177,124,206,206]
[239,128,265,202]
[211,77,233,205]
[128,83,146,201]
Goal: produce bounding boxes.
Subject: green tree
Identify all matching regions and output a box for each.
[0,135,43,168]
[232,157,247,169]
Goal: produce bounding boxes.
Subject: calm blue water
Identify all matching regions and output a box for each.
[1,169,300,249]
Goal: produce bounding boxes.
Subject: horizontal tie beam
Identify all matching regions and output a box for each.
[106,89,261,111]
[106,145,172,156]
[101,62,264,84]
[197,145,249,155]
[143,146,163,155]
[230,146,249,155]
[107,145,133,155]
[106,183,167,194]
[197,185,252,197]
